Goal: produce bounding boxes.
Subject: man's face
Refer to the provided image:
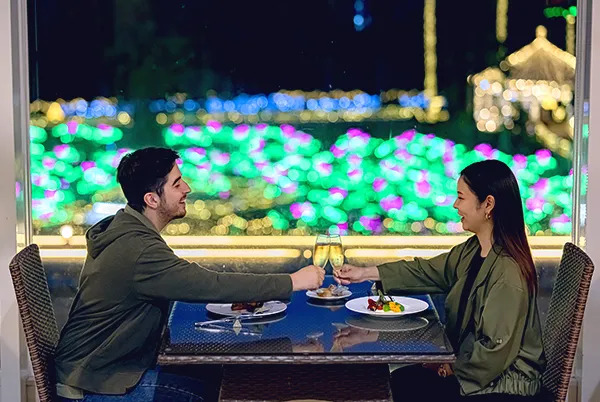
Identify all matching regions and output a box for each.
[157,164,191,222]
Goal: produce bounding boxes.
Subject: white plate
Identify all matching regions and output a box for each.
[243,315,287,326]
[306,289,352,300]
[205,301,287,317]
[306,300,345,311]
[346,316,429,332]
[345,296,429,317]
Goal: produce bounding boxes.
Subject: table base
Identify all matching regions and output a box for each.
[218,363,392,402]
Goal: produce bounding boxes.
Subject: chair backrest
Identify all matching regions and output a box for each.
[8,244,59,402]
[542,242,594,401]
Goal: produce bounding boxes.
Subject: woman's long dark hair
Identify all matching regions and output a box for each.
[461,160,537,292]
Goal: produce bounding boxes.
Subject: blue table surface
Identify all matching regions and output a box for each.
[163,277,454,357]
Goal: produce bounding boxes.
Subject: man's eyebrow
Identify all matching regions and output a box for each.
[172,176,182,185]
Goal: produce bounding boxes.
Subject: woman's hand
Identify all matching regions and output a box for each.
[422,363,454,378]
[333,264,380,285]
[333,326,379,349]
[292,338,325,353]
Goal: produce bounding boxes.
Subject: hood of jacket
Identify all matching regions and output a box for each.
[85,207,159,259]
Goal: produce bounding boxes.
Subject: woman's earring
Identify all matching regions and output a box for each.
[485,213,490,220]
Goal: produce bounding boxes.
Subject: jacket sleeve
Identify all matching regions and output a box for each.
[453,280,529,395]
[377,240,468,294]
[132,239,293,303]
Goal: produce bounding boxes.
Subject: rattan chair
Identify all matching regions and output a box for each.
[542,242,594,402]
[9,244,59,402]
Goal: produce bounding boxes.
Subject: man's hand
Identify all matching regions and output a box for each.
[333,264,379,285]
[290,265,325,291]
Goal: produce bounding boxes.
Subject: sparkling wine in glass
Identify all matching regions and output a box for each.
[313,234,330,268]
[328,235,344,275]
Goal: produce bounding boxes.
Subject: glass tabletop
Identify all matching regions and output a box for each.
[159,277,455,364]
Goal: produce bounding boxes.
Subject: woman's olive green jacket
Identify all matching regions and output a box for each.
[378,236,545,396]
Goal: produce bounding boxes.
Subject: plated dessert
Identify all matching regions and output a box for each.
[315,284,349,298]
[306,284,352,300]
[367,292,405,313]
[231,302,264,312]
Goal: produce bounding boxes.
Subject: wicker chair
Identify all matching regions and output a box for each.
[542,242,594,402]
[8,244,59,402]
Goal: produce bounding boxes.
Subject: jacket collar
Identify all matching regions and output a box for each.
[124,205,160,236]
[457,241,504,344]
[462,236,503,292]
[472,243,503,291]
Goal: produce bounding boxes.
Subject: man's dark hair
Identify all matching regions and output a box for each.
[117,147,180,212]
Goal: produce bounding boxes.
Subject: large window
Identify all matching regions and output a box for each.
[28,0,576,239]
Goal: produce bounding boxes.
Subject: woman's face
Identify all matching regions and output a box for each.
[453,176,488,233]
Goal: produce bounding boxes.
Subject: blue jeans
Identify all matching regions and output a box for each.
[58,368,207,401]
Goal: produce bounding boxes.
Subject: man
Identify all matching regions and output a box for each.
[55,147,324,401]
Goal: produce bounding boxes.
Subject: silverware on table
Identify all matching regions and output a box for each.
[194,307,271,327]
[195,324,263,336]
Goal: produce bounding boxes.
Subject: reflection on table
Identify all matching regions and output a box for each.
[159,278,454,364]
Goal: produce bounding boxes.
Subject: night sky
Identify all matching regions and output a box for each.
[28,0,571,107]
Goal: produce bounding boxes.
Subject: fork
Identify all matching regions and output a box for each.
[194,307,271,327]
[195,324,262,336]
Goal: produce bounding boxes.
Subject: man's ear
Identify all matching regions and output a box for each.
[143,192,160,210]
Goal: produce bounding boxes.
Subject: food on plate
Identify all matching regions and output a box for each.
[231,302,264,312]
[315,284,349,298]
[367,291,405,313]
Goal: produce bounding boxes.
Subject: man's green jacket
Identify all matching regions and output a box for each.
[54,206,293,395]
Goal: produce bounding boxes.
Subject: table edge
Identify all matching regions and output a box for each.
[157,353,456,365]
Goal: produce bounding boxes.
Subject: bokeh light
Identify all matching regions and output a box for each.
[31,118,572,236]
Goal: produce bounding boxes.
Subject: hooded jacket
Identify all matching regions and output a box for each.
[378,236,545,396]
[54,205,292,395]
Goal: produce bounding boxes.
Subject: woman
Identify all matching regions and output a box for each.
[335,160,545,401]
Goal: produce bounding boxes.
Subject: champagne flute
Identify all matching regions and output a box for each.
[328,234,344,278]
[313,234,330,269]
